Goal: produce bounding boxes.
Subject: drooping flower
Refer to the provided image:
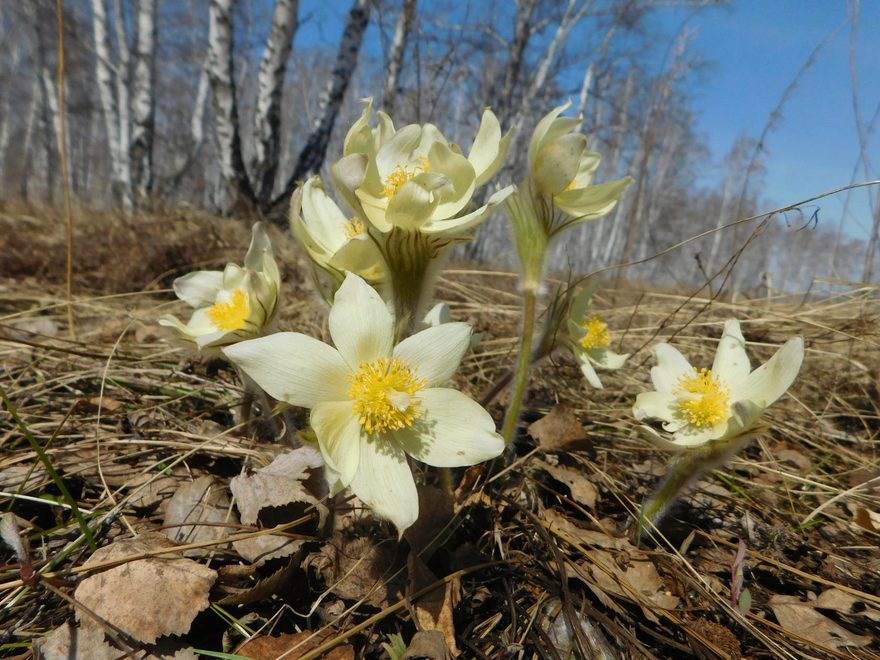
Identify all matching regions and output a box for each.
[159,223,280,349]
[222,273,504,533]
[633,319,804,449]
[290,176,387,284]
[564,287,628,389]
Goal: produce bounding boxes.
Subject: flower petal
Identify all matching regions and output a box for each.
[554,176,633,221]
[421,186,514,236]
[578,355,603,389]
[528,101,574,168]
[469,109,512,186]
[428,141,476,219]
[243,222,272,271]
[173,270,223,308]
[395,388,503,467]
[733,336,804,409]
[222,332,350,407]
[329,272,395,368]
[311,401,361,487]
[384,176,442,230]
[712,319,751,388]
[393,322,472,387]
[650,343,693,393]
[534,133,587,196]
[632,391,677,424]
[588,347,629,370]
[349,436,419,533]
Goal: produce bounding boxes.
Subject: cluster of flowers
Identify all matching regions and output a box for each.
[160,100,804,534]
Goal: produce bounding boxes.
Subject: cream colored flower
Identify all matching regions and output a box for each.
[223,273,504,533]
[159,223,280,349]
[633,320,804,448]
[290,176,386,283]
[528,101,632,222]
[565,288,628,389]
[344,99,513,237]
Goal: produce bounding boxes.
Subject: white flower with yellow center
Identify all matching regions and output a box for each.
[222,273,505,533]
[159,223,280,349]
[528,101,632,222]
[633,320,804,449]
[290,176,386,283]
[564,287,628,389]
[344,99,514,237]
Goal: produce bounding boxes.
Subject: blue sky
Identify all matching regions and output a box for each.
[654,1,879,240]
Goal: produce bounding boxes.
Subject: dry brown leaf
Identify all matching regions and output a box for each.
[404,486,454,558]
[74,532,217,644]
[772,446,812,471]
[236,630,354,659]
[535,459,597,509]
[583,550,679,624]
[216,554,299,606]
[408,552,460,656]
[542,508,630,550]
[403,630,453,659]
[768,594,872,649]
[33,623,117,660]
[527,404,590,452]
[230,447,328,565]
[852,506,880,532]
[163,475,237,556]
[814,588,880,622]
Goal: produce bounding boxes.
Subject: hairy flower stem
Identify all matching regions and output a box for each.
[501,284,538,445]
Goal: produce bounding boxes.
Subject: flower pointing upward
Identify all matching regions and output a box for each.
[633,319,804,449]
[223,273,504,533]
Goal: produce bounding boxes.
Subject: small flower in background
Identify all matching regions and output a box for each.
[159,222,280,349]
[563,287,628,389]
[223,273,504,533]
[290,176,387,284]
[633,319,804,449]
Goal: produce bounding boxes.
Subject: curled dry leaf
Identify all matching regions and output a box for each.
[33,623,117,660]
[230,447,328,564]
[163,475,237,556]
[407,552,460,657]
[768,594,872,649]
[527,403,590,452]
[73,532,217,645]
[534,459,597,509]
[814,587,880,622]
[402,630,453,660]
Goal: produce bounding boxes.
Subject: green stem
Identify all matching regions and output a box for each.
[501,284,538,445]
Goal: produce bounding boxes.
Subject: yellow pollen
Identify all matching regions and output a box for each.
[674,368,730,428]
[348,357,426,434]
[343,217,366,239]
[382,156,430,198]
[563,178,578,193]
[579,316,611,350]
[207,288,250,331]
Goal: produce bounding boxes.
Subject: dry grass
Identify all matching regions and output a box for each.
[1,206,879,658]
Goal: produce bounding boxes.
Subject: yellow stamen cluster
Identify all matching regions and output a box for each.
[579,316,611,350]
[674,368,730,428]
[348,357,426,434]
[343,217,366,239]
[382,156,431,198]
[207,288,250,331]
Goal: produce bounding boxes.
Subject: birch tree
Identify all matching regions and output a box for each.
[381,0,416,115]
[271,0,370,218]
[252,0,299,205]
[130,0,157,200]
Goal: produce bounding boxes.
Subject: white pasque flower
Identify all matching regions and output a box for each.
[633,319,804,448]
[159,223,280,349]
[565,289,628,389]
[222,273,504,532]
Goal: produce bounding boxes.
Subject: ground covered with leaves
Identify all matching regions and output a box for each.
[1,207,879,659]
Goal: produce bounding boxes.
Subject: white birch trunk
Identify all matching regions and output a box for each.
[381,0,415,115]
[92,0,133,210]
[273,0,369,216]
[208,0,256,208]
[41,70,74,197]
[130,0,157,199]
[252,0,298,204]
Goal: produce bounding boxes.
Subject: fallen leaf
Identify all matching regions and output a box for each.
[768,594,872,649]
[772,445,812,471]
[236,630,354,659]
[33,623,116,660]
[74,532,217,644]
[528,404,590,452]
[814,588,880,622]
[535,459,597,509]
[230,447,328,564]
[408,552,460,656]
[163,475,237,556]
[404,486,454,558]
[216,554,299,606]
[402,630,452,659]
